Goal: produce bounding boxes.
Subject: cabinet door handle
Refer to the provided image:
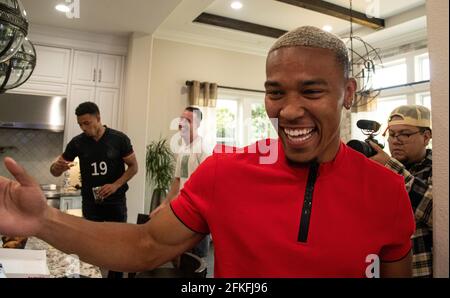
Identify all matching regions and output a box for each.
[99,69,102,83]
[93,69,96,82]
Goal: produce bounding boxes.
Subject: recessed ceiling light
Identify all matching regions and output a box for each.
[322,25,333,32]
[231,1,243,10]
[55,4,70,13]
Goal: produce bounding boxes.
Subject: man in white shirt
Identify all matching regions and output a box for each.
[151,106,211,258]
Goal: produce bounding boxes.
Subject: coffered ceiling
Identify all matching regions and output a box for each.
[20,0,427,55]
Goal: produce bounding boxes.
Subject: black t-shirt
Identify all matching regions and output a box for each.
[62,127,134,204]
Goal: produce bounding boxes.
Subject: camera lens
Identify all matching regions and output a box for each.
[346,140,375,157]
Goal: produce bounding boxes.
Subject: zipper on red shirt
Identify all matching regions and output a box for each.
[297,162,319,243]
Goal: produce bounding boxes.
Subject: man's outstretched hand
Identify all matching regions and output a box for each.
[0,157,48,237]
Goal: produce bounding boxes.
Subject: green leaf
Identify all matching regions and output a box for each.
[145,138,175,191]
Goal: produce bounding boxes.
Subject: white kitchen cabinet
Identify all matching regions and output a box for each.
[65,85,120,145]
[11,82,68,96]
[11,45,71,96]
[65,85,96,144]
[96,87,120,129]
[71,51,97,86]
[72,51,122,89]
[60,196,82,212]
[29,45,72,84]
[97,54,123,88]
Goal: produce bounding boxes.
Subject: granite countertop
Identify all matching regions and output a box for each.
[59,189,81,197]
[42,187,81,198]
[25,237,102,278]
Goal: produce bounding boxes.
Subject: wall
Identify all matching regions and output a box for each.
[121,33,154,223]
[145,39,266,209]
[148,38,353,142]
[426,0,449,278]
[0,129,63,185]
[147,38,267,142]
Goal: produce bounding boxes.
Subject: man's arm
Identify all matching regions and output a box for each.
[380,251,413,278]
[1,157,201,273]
[150,178,180,217]
[50,155,72,177]
[163,178,181,203]
[98,153,138,199]
[39,202,201,272]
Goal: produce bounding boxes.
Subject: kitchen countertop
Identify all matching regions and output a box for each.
[25,237,102,278]
[43,188,81,198]
[60,189,81,197]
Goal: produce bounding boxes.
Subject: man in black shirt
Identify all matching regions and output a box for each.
[50,101,138,278]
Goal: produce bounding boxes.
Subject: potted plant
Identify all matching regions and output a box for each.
[146,138,175,213]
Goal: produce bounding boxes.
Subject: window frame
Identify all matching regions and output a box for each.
[350,48,432,149]
[216,89,271,147]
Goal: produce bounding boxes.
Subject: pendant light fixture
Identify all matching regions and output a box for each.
[0,37,36,93]
[0,0,29,63]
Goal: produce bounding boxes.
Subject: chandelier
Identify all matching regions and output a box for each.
[0,37,36,93]
[343,0,383,110]
[0,0,36,93]
[0,0,29,63]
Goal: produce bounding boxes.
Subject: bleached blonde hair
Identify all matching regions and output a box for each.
[269,26,350,78]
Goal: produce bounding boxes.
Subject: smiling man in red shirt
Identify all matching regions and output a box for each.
[0,26,414,278]
[170,27,415,277]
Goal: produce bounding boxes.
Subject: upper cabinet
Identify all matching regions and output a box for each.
[65,85,120,143]
[71,51,123,89]
[11,45,71,95]
[30,45,71,84]
[8,26,128,147]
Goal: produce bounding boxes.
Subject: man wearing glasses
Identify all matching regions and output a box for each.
[370,105,433,278]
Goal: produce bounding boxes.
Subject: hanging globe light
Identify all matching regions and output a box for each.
[0,37,36,93]
[0,0,28,63]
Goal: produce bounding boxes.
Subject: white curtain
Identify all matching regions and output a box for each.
[198,106,217,153]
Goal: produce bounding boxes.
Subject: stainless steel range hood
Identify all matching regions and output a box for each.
[0,93,66,132]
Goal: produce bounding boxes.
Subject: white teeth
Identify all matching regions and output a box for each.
[283,128,314,137]
[284,128,314,143]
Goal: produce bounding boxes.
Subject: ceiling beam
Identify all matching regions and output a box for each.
[193,13,287,39]
[275,0,385,30]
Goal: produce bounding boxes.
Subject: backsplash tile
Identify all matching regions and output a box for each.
[0,128,64,185]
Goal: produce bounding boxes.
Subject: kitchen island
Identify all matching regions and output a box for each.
[25,237,102,278]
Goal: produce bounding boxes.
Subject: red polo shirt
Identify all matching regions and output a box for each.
[171,140,415,277]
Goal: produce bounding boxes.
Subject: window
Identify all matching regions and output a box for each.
[215,91,277,147]
[415,53,430,81]
[216,99,238,146]
[351,95,407,153]
[249,102,277,144]
[351,49,432,150]
[416,92,431,110]
[372,59,407,89]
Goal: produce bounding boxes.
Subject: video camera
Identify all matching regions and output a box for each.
[346,120,384,157]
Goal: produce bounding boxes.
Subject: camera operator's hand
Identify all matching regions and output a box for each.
[0,158,49,237]
[368,141,390,165]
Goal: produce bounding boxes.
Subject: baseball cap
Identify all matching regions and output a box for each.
[383,104,431,135]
